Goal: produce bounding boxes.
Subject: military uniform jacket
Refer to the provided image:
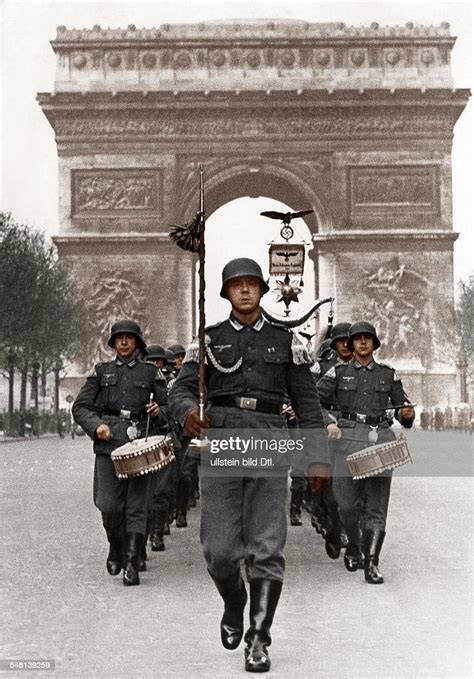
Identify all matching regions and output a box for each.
[168,314,330,466]
[317,357,414,454]
[72,355,168,455]
[310,350,345,411]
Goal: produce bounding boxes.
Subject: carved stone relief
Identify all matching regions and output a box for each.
[355,257,460,367]
[76,273,150,372]
[72,170,162,215]
[356,258,431,362]
[350,166,438,212]
[54,110,455,139]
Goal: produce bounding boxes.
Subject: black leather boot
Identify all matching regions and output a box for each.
[324,516,343,560]
[244,579,282,673]
[343,523,364,572]
[150,529,165,551]
[175,477,190,527]
[210,571,248,650]
[137,542,147,572]
[150,510,166,551]
[105,531,123,576]
[362,529,385,584]
[123,533,144,586]
[289,487,304,526]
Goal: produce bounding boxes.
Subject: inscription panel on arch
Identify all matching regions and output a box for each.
[71,169,163,217]
[349,165,439,218]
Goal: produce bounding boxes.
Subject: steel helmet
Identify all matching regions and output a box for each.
[107,319,146,349]
[219,258,270,298]
[144,344,167,360]
[347,321,381,351]
[167,343,186,356]
[330,322,352,350]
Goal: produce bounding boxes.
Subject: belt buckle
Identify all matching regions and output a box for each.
[356,413,366,424]
[120,409,131,420]
[239,397,257,410]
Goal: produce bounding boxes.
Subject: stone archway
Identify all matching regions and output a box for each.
[38,20,470,405]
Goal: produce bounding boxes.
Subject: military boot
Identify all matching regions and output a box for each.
[289,486,304,526]
[324,514,343,560]
[244,579,282,673]
[175,477,190,528]
[362,529,385,584]
[105,531,123,576]
[150,510,166,551]
[343,523,364,572]
[123,533,144,586]
[210,570,248,650]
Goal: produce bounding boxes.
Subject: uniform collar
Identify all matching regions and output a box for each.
[115,349,140,368]
[228,313,265,332]
[353,358,376,370]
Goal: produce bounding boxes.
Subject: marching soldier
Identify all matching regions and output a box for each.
[167,343,186,375]
[143,345,175,552]
[318,321,415,584]
[169,258,330,673]
[72,320,167,586]
[167,342,199,524]
[311,322,352,559]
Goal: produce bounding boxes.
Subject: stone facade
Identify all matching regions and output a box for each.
[38,20,470,405]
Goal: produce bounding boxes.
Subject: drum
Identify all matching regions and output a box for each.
[346,433,412,480]
[111,435,175,479]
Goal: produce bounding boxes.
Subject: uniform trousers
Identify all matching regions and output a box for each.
[330,421,394,533]
[149,458,176,524]
[200,474,288,582]
[93,454,150,534]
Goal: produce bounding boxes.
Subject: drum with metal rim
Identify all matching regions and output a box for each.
[346,433,412,480]
[111,435,175,479]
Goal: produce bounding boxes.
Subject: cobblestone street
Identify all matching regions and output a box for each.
[1,429,472,678]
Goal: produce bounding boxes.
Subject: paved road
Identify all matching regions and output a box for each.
[1,430,472,678]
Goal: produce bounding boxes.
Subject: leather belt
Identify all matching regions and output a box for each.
[340,412,386,425]
[101,408,143,421]
[322,403,337,411]
[211,396,282,415]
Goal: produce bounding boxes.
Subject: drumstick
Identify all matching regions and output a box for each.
[383,404,417,410]
[144,392,153,441]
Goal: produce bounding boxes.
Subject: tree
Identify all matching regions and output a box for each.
[0,212,80,425]
[457,275,474,370]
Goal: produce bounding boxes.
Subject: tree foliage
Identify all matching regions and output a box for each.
[0,212,80,395]
[456,274,474,368]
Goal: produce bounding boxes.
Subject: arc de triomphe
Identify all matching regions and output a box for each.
[38,20,469,405]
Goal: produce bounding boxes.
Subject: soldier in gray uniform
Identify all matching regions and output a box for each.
[317,321,415,584]
[169,258,330,673]
[311,322,352,559]
[143,345,175,552]
[166,343,198,527]
[72,320,168,586]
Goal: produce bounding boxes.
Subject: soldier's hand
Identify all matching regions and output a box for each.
[400,405,415,420]
[184,409,210,438]
[147,401,161,417]
[307,463,331,495]
[281,403,296,421]
[327,422,342,440]
[96,423,111,441]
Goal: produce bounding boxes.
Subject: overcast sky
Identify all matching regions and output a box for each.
[1,0,472,309]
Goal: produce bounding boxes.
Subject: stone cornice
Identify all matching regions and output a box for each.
[38,88,470,105]
[53,233,184,256]
[313,230,459,245]
[49,20,457,92]
[53,20,454,42]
